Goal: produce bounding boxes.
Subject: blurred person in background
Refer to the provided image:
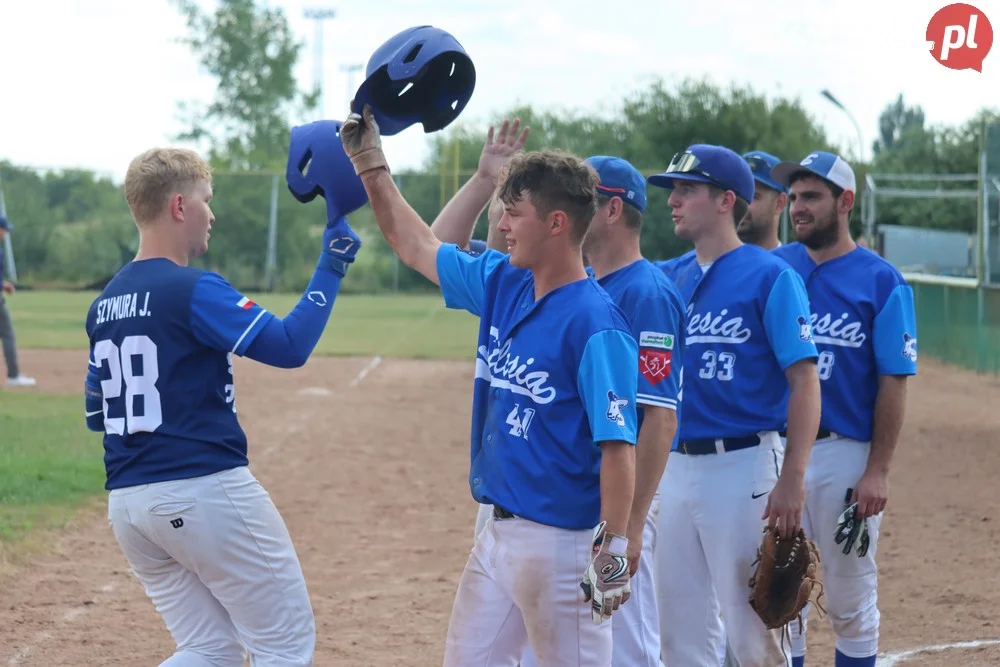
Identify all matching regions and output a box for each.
[0,215,36,387]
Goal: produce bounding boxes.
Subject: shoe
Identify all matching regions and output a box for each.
[6,375,36,387]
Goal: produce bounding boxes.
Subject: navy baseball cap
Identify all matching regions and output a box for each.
[771,151,856,194]
[742,150,788,194]
[586,155,647,212]
[647,144,755,203]
[0,215,11,231]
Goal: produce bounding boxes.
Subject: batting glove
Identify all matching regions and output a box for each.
[834,491,871,558]
[318,215,361,277]
[580,521,631,624]
[340,103,389,176]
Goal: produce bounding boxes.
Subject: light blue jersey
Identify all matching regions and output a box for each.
[771,243,918,442]
[436,244,639,531]
[676,244,818,444]
[596,259,684,421]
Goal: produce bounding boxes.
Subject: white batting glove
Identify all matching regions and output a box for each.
[579,521,631,624]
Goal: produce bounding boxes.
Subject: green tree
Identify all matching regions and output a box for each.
[873,94,926,156]
[415,77,836,262]
[171,0,318,170]
[867,104,999,233]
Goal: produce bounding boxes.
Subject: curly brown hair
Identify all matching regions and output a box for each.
[496,150,599,243]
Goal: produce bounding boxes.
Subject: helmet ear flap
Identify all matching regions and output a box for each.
[285,120,368,222]
[286,141,321,203]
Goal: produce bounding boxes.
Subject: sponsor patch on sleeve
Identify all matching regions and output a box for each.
[639,331,674,350]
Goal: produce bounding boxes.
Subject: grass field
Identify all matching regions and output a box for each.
[0,289,480,561]
[0,392,106,566]
[6,289,480,359]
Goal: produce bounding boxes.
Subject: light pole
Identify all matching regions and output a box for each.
[340,62,363,112]
[820,89,864,165]
[821,89,870,246]
[304,7,337,118]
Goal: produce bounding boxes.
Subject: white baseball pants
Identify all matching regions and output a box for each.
[787,436,882,660]
[107,466,316,666]
[654,431,792,667]
[516,499,664,667]
[444,511,611,666]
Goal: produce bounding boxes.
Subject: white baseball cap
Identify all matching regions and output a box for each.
[771,151,856,194]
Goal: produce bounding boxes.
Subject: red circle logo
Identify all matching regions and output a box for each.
[926,3,994,71]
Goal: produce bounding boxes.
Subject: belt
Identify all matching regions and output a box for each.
[677,434,760,456]
[779,428,834,440]
[493,505,516,520]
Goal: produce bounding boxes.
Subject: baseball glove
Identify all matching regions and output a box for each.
[748,526,825,630]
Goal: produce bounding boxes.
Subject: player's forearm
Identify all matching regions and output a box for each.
[599,440,636,536]
[429,171,494,248]
[360,168,439,280]
[867,375,908,474]
[781,360,821,479]
[243,267,343,368]
[628,407,674,534]
[84,364,105,432]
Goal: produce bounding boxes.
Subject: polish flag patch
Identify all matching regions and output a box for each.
[237,296,255,310]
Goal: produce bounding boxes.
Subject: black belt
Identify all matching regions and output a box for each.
[677,434,760,456]
[493,505,516,520]
[779,428,833,440]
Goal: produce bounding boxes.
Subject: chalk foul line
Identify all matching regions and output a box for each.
[875,638,1000,666]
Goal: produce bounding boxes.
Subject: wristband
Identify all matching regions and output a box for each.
[607,535,629,555]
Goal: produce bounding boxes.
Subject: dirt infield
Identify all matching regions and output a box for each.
[2,348,999,666]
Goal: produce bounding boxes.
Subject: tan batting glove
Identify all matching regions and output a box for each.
[340,103,389,176]
[579,521,631,624]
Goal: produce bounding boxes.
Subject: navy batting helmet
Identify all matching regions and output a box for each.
[351,25,476,136]
[286,120,369,223]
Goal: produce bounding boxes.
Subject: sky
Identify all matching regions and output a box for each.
[1,0,997,184]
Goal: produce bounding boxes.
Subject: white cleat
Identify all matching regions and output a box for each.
[6,375,37,387]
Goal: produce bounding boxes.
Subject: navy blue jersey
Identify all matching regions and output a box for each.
[596,259,685,421]
[86,258,272,490]
[676,245,818,443]
[437,244,638,531]
[771,243,918,442]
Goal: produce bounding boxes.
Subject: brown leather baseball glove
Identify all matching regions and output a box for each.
[748,525,825,630]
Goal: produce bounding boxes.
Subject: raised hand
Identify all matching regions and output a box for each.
[340,103,388,176]
[477,118,530,184]
[318,215,362,277]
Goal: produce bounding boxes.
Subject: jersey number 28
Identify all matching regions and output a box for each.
[93,335,162,435]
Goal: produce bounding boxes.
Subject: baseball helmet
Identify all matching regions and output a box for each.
[286,119,369,223]
[351,25,476,136]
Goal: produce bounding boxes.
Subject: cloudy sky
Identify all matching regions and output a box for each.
[1,0,996,183]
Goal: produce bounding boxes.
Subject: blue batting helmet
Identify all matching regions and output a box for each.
[351,25,476,136]
[286,120,369,223]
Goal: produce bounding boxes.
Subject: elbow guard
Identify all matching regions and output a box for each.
[85,372,105,432]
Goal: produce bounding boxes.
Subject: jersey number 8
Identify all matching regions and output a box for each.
[817,350,835,381]
[93,335,163,435]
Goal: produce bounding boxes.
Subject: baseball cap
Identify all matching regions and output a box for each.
[742,150,788,194]
[647,144,755,203]
[586,155,647,212]
[0,215,11,231]
[771,151,856,194]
